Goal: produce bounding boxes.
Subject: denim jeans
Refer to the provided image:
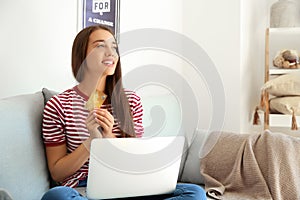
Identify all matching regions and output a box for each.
[41,180,206,200]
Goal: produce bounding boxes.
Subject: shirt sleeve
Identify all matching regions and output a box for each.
[42,96,66,146]
[128,92,144,138]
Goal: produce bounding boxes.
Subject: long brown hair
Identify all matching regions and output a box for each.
[71,25,136,137]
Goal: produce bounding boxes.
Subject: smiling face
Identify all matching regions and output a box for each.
[85,29,119,79]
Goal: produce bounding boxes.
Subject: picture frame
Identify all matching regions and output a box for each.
[77,0,120,42]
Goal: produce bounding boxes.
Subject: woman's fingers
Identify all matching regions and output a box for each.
[94,109,114,127]
[93,109,114,136]
[85,111,102,138]
[86,109,114,137]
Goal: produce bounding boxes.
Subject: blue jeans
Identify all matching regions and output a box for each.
[41,181,206,200]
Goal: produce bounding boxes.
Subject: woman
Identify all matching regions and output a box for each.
[41,25,206,200]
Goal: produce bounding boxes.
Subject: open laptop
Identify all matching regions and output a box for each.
[86,136,185,199]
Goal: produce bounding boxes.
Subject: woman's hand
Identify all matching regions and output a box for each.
[86,110,102,139]
[93,108,115,138]
[86,108,115,139]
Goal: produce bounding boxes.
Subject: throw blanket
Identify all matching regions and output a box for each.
[200,130,300,200]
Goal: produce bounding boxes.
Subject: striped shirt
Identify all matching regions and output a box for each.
[42,86,144,187]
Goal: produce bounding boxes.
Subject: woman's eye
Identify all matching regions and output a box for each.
[112,46,118,51]
[97,44,105,48]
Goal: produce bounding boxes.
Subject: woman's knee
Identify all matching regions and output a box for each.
[190,184,206,199]
[176,183,206,199]
[41,186,84,200]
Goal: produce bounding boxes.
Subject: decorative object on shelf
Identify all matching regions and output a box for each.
[261,72,300,97]
[270,0,300,28]
[254,72,300,130]
[252,106,262,125]
[292,109,298,130]
[270,96,300,115]
[273,49,300,69]
[269,96,300,130]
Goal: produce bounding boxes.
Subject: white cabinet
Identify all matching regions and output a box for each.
[263,28,300,130]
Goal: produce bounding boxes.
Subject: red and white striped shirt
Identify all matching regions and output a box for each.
[42,86,144,187]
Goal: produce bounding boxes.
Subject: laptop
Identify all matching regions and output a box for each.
[86,136,185,199]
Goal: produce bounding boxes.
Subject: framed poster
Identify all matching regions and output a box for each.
[78,0,120,41]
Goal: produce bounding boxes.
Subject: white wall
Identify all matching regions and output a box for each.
[240,0,270,133]
[119,0,183,81]
[0,0,78,98]
[183,0,241,133]
[119,0,185,137]
[120,0,182,32]
[239,0,293,134]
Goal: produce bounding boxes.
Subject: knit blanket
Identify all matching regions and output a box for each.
[200,130,300,200]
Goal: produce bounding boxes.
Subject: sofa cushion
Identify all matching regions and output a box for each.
[180,129,210,185]
[0,92,49,200]
[42,88,59,104]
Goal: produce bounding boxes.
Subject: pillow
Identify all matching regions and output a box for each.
[180,129,210,185]
[0,188,13,200]
[261,72,300,96]
[270,96,300,115]
[42,88,59,105]
[41,88,59,187]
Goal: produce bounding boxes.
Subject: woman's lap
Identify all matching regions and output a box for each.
[41,183,206,200]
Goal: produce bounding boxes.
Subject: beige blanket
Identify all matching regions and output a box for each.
[200,130,300,200]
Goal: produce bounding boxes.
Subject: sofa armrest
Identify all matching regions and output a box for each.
[0,92,50,200]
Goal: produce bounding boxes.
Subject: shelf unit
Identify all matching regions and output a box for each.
[263,28,300,130]
[269,68,300,75]
[260,113,300,128]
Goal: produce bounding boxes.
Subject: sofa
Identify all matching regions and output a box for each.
[0,89,208,200]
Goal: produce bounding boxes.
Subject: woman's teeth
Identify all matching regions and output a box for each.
[102,60,113,65]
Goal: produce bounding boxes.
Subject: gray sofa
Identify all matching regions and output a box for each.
[0,89,207,200]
